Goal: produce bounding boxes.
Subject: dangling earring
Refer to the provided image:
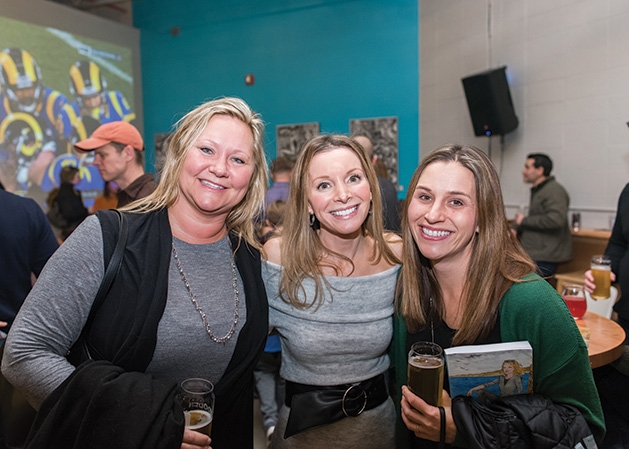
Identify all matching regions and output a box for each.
[309,213,316,227]
[368,200,373,216]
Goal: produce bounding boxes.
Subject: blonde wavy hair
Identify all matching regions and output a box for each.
[278,134,400,309]
[397,144,535,345]
[122,97,268,249]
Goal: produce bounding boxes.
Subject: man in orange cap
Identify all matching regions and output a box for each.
[75,121,156,207]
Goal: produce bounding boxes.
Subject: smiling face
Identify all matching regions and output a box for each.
[177,114,255,219]
[307,147,372,239]
[407,161,478,270]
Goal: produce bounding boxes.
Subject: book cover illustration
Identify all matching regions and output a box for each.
[445,341,533,403]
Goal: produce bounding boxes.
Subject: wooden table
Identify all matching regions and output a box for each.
[577,312,626,368]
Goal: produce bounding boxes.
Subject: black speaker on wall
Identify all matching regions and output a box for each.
[462,66,518,136]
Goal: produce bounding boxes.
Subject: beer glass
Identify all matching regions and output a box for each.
[178,378,214,436]
[561,284,587,319]
[591,255,612,299]
[407,342,444,407]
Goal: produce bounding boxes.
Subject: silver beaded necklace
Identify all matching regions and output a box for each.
[171,240,240,344]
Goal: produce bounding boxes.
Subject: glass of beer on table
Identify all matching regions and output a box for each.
[178,378,214,436]
[591,255,612,299]
[561,284,587,319]
[407,341,444,407]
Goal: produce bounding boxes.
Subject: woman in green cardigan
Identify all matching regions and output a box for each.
[393,144,604,448]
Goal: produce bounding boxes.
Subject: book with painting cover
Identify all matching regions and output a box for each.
[444,341,533,402]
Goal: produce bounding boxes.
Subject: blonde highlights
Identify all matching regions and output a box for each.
[278,134,400,309]
[122,97,268,249]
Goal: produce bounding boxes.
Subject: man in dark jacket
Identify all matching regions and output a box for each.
[0,187,58,337]
[512,153,572,277]
[0,186,58,449]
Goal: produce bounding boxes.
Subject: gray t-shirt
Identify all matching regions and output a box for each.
[3,215,245,408]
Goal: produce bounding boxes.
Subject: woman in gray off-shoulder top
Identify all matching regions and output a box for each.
[261,135,402,449]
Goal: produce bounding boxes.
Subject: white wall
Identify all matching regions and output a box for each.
[419,0,629,229]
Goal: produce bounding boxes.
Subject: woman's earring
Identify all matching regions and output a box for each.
[368,200,373,216]
[309,213,316,227]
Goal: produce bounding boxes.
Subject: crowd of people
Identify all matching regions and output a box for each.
[0,95,626,449]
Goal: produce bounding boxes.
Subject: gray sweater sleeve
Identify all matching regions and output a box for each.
[1,216,104,409]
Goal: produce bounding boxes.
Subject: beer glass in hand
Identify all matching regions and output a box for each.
[407,342,444,407]
[591,255,612,299]
[561,284,587,319]
[178,378,215,436]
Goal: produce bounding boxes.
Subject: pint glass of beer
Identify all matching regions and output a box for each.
[407,342,444,407]
[178,378,215,436]
[591,255,612,299]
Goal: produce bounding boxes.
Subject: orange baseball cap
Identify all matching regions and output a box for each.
[74,121,144,152]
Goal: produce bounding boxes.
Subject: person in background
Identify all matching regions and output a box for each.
[74,121,156,208]
[266,156,293,209]
[255,157,293,445]
[394,144,603,448]
[89,181,120,214]
[0,181,58,449]
[262,134,402,448]
[0,185,58,340]
[583,184,629,448]
[2,97,269,449]
[511,153,571,277]
[69,60,135,125]
[353,135,400,233]
[46,165,88,238]
[584,182,629,342]
[255,199,287,446]
[258,200,287,245]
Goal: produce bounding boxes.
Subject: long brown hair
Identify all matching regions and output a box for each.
[398,144,535,345]
[279,134,400,309]
[122,97,268,249]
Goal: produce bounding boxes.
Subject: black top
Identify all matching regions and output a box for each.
[606,182,629,320]
[85,209,269,449]
[56,182,88,228]
[0,190,58,330]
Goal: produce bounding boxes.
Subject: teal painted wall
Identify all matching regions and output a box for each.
[133,0,418,196]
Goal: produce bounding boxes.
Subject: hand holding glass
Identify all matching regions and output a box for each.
[591,255,612,299]
[407,342,444,407]
[178,378,214,436]
[561,284,587,319]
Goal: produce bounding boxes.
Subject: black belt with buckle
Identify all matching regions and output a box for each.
[283,373,389,438]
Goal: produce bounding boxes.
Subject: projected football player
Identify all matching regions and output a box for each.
[0,48,82,200]
[69,60,135,125]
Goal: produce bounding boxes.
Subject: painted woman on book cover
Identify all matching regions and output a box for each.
[466,360,524,404]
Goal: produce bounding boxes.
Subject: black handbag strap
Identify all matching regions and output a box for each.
[74,210,128,361]
[92,210,128,317]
